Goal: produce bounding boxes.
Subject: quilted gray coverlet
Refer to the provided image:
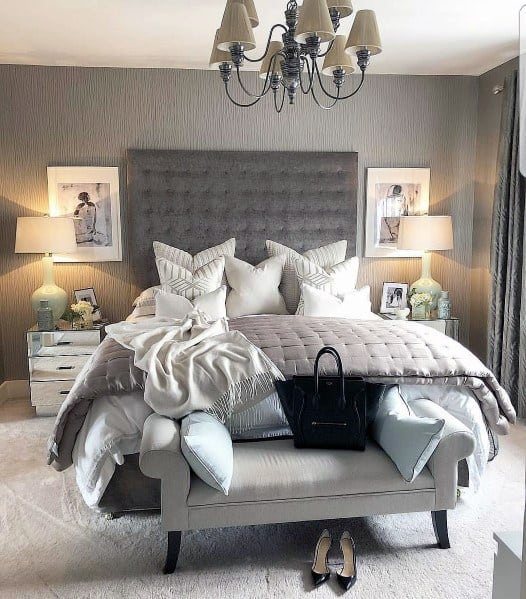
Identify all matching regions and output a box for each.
[49,316,516,471]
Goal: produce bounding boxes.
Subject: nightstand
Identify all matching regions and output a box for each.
[27,324,105,416]
[379,314,459,341]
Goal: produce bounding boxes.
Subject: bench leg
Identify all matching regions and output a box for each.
[431,510,450,549]
[163,531,182,574]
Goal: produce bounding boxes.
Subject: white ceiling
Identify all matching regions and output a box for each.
[0,0,521,75]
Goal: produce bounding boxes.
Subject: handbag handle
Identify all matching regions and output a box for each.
[314,346,345,404]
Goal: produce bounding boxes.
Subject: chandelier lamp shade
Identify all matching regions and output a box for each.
[211,0,382,111]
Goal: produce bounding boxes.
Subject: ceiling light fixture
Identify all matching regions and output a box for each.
[210,0,382,112]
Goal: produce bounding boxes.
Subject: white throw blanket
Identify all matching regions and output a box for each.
[105,311,284,422]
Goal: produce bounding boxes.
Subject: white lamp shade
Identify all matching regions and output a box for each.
[326,0,353,18]
[295,0,335,44]
[15,216,77,254]
[345,9,382,56]
[210,29,232,67]
[259,40,284,78]
[397,216,453,251]
[217,2,256,51]
[322,35,354,75]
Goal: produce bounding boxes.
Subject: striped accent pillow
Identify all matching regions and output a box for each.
[265,240,348,313]
[153,239,235,275]
[156,256,225,301]
[294,256,360,314]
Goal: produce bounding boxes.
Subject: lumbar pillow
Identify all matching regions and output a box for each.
[294,256,360,314]
[180,411,233,495]
[156,256,225,301]
[299,284,373,319]
[225,255,287,318]
[371,386,445,483]
[155,287,227,321]
[266,240,348,313]
[153,238,235,272]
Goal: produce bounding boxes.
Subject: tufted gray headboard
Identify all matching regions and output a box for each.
[127,149,358,290]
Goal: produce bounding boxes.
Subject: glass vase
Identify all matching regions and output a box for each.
[411,304,431,320]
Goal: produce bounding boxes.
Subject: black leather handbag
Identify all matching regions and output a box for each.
[276,346,385,451]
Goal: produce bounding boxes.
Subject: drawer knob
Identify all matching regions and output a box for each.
[59,391,69,395]
[56,366,75,370]
[57,341,72,346]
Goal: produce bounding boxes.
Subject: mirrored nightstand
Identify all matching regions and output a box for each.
[27,324,105,416]
[378,314,459,341]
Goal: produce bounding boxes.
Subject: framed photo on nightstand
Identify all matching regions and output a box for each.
[74,287,102,322]
[380,282,409,314]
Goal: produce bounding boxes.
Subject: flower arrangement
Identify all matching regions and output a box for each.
[62,301,97,329]
[409,291,433,320]
[409,292,433,308]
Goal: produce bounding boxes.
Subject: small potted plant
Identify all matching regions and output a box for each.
[409,291,433,320]
[62,301,97,329]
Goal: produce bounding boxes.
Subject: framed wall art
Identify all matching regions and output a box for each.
[365,167,430,258]
[48,166,122,262]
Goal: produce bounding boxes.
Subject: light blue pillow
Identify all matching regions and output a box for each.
[372,386,445,483]
[180,412,233,495]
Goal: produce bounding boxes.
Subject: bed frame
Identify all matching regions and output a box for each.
[98,149,359,514]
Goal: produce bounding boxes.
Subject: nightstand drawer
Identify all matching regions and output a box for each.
[29,355,90,381]
[30,380,74,406]
[28,330,101,357]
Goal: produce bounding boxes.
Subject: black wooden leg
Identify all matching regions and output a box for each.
[163,531,182,574]
[431,510,450,549]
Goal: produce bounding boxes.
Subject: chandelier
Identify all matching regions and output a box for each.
[210,0,382,111]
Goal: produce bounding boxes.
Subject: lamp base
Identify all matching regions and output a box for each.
[31,285,68,324]
[410,277,442,310]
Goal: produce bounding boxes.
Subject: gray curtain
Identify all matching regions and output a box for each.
[488,70,526,416]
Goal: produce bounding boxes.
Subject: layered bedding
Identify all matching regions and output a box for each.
[49,314,515,508]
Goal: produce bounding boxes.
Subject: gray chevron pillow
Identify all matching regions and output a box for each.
[156,256,225,301]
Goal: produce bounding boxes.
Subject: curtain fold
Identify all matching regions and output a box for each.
[488,70,526,416]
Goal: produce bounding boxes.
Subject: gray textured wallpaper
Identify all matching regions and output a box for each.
[0,65,477,380]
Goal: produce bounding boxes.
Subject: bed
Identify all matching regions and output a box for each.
[48,149,514,514]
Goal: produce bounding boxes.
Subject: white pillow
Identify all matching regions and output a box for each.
[153,238,235,272]
[155,287,227,321]
[266,240,349,313]
[225,255,287,318]
[131,285,161,317]
[156,256,225,300]
[299,284,373,319]
[180,412,233,495]
[294,256,360,314]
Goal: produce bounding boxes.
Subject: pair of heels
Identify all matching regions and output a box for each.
[311,529,357,591]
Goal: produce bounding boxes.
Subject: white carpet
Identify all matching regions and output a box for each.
[0,399,524,599]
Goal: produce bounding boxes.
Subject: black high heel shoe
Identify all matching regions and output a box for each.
[311,529,332,587]
[336,531,357,591]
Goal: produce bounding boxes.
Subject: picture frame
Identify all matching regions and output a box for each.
[365,167,430,257]
[380,282,409,314]
[74,287,102,322]
[48,166,122,262]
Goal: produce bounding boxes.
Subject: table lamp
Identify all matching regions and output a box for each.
[397,215,453,309]
[15,216,77,323]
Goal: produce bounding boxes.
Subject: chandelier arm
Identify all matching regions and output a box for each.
[299,56,315,95]
[235,60,275,98]
[224,82,263,107]
[274,86,286,113]
[242,24,289,63]
[310,82,341,109]
[314,61,366,100]
[317,38,335,59]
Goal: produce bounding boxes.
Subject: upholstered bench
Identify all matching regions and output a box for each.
[139,400,475,573]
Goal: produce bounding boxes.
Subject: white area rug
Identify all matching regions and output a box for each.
[0,399,524,599]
